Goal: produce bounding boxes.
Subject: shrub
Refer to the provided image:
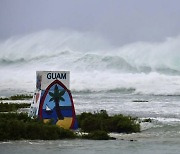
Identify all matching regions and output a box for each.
[10,94,32,100]
[0,113,76,141]
[0,94,33,100]
[0,102,31,112]
[141,118,152,123]
[0,110,141,141]
[77,110,140,133]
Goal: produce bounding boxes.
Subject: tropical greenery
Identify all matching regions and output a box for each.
[0,94,33,100]
[0,102,31,112]
[0,113,76,141]
[49,85,65,120]
[141,118,152,123]
[0,100,141,141]
[77,110,140,133]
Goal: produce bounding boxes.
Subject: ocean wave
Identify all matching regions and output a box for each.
[1,30,180,95]
[1,30,180,74]
[0,50,71,65]
[1,49,180,75]
[72,87,136,94]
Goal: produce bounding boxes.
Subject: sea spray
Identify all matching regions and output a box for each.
[117,36,180,72]
[1,30,180,96]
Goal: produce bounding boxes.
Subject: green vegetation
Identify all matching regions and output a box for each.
[77,110,140,133]
[141,118,152,123]
[0,102,31,112]
[0,113,76,141]
[0,103,141,141]
[0,94,33,100]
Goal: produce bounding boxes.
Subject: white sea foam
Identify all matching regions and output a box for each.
[0,30,180,96]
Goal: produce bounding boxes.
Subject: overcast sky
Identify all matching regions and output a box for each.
[0,0,180,45]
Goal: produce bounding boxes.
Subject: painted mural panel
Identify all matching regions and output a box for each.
[29,71,78,130]
[39,80,77,129]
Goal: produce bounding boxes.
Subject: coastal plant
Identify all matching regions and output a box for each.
[77,110,140,133]
[0,113,76,141]
[0,94,33,100]
[0,102,31,112]
[0,108,141,141]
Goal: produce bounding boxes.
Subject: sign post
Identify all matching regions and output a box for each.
[29,71,78,130]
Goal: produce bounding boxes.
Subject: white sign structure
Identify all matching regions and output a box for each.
[29,70,78,130]
[29,71,70,117]
[36,71,70,90]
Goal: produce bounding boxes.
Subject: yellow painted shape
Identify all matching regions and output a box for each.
[43,119,51,124]
[56,117,73,129]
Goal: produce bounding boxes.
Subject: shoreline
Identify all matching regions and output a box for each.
[0,101,141,141]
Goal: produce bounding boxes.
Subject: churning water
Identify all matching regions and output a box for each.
[1,30,180,153]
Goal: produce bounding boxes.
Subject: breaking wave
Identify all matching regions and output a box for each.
[1,30,180,96]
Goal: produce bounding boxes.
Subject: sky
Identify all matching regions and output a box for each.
[0,0,180,46]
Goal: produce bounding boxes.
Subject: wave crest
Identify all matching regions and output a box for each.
[1,30,180,95]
